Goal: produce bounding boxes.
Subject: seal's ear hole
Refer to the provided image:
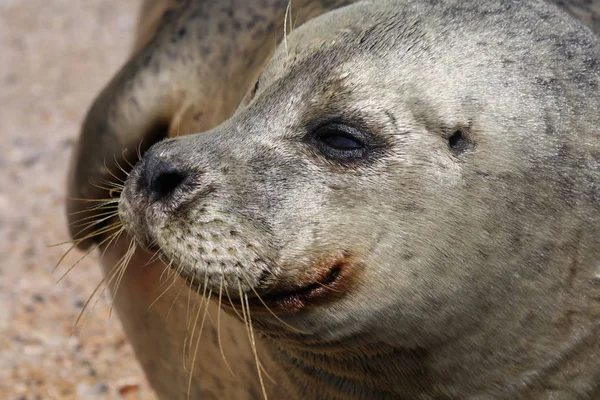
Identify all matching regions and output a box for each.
[448,128,474,156]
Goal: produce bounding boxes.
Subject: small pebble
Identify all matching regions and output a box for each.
[118,383,140,396]
[32,294,45,303]
[94,381,109,394]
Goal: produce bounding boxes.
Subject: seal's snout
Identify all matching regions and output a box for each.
[119,142,215,250]
[140,155,190,201]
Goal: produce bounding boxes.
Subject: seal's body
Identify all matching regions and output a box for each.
[67,0,600,398]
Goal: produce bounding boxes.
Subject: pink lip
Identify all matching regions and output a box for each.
[222,252,360,314]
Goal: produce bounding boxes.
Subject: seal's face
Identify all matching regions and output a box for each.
[119,2,599,346]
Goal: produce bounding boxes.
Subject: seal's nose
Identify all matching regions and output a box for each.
[140,153,190,200]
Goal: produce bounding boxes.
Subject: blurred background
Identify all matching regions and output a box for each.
[1,1,156,398]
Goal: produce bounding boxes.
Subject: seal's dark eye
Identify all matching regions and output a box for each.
[320,132,363,150]
[305,120,386,165]
[308,122,368,163]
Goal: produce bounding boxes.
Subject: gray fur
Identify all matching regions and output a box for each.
[72,0,600,398]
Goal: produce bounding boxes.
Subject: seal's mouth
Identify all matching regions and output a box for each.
[223,252,356,314]
[253,265,342,311]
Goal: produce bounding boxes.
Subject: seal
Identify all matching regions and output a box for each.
[66,0,600,398]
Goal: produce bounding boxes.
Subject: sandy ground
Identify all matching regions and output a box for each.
[0,1,157,398]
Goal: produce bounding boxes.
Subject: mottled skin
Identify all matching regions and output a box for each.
[67,0,600,399]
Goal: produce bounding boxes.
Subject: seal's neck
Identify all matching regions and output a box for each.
[259,321,600,399]
[261,335,437,399]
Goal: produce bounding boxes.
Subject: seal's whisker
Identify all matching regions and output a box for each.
[243,291,270,399]
[238,281,253,342]
[89,181,122,193]
[103,158,127,184]
[182,274,201,372]
[217,276,235,376]
[164,259,180,281]
[148,276,177,311]
[98,229,126,268]
[161,258,182,285]
[145,246,165,267]
[53,223,120,276]
[70,209,119,226]
[185,269,195,327]
[158,258,174,282]
[136,139,143,162]
[147,260,181,311]
[121,149,136,169]
[75,273,109,330]
[314,280,343,293]
[97,178,124,190]
[165,275,185,323]
[110,154,131,179]
[69,196,119,204]
[283,0,292,56]
[49,239,79,248]
[53,242,78,269]
[80,235,138,331]
[109,188,122,198]
[71,220,121,241]
[221,266,245,321]
[73,237,133,327]
[238,283,275,389]
[238,285,276,386]
[70,221,122,243]
[238,269,307,334]
[50,222,120,257]
[91,177,124,190]
[187,273,210,358]
[151,259,176,301]
[55,228,119,280]
[187,287,212,400]
[184,268,196,323]
[81,198,119,206]
[238,282,256,376]
[183,273,204,363]
[108,237,137,319]
[67,203,118,216]
[76,207,119,219]
[292,4,300,31]
[72,213,119,232]
[55,245,95,282]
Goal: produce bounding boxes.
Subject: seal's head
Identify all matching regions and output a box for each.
[120,0,600,357]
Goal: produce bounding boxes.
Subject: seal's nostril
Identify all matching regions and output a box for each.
[146,160,189,199]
